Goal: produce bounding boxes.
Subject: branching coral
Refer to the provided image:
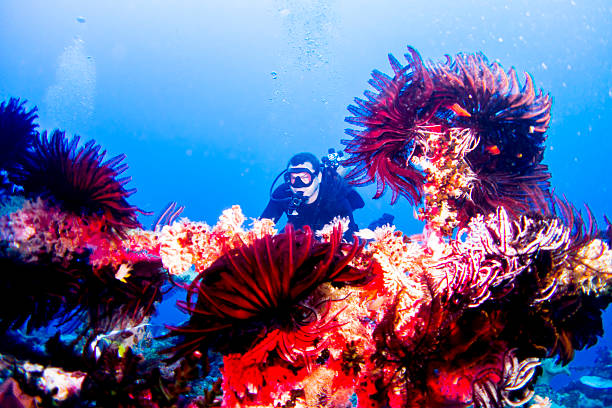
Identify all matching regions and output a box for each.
[413,126,479,234]
[156,205,277,276]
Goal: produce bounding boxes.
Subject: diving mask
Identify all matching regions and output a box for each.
[284,167,318,188]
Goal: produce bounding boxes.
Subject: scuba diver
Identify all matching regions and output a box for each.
[261,150,365,240]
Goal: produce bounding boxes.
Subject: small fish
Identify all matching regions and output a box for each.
[580,375,612,389]
[354,228,376,240]
[117,343,129,358]
[447,103,471,117]
[115,263,132,283]
[90,322,150,360]
[76,16,86,23]
[485,145,501,155]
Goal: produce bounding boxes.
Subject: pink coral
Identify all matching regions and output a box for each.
[0,197,161,270]
[155,205,278,276]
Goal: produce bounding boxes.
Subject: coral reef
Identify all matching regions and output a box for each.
[1,45,612,408]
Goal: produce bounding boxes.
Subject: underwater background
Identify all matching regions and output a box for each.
[1,0,612,406]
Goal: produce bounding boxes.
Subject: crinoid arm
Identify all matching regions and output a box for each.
[14,129,146,236]
[164,224,371,365]
[342,47,433,205]
[343,46,553,222]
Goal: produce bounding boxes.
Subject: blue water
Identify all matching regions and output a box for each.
[1,0,612,401]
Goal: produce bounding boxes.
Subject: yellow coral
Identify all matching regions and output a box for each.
[158,219,205,275]
[366,225,425,297]
[300,366,350,408]
[315,216,349,241]
[413,127,478,236]
[157,205,280,276]
[568,239,612,296]
[315,283,373,361]
[248,217,277,240]
[213,204,246,239]
[529,395,552,408]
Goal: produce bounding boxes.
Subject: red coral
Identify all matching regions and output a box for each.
[358,257,544,408]
[221,354,304,406]
[165,225,370,365]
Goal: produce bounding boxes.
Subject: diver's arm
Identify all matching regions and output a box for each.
[261,183,292,223]
[347,188,365,210]
[261,199,284,223]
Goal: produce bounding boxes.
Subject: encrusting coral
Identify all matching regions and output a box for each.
[1,45,612,408]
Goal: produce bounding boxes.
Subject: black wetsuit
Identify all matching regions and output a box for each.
[261,171,364,239]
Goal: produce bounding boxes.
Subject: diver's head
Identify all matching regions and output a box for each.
[285,152,322,204]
